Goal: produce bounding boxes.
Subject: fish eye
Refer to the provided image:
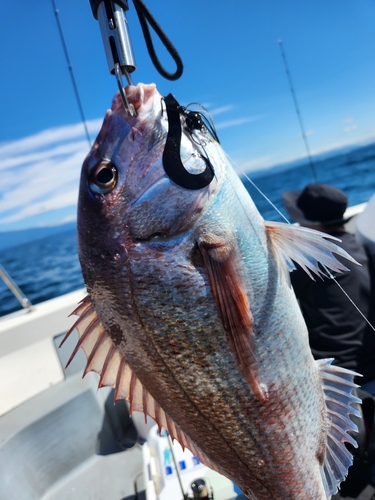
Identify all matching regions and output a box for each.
[89,160,118,194]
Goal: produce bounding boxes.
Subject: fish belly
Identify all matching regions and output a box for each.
[118,229,327,498]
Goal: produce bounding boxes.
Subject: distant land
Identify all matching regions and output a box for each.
[1,141,374,252]
[247,140,375,179]
[0,222,76,251]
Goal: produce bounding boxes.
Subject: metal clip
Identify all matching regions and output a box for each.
[90,0,136,115]
[114,63,135,116]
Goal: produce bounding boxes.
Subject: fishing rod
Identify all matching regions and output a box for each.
[165,431,215,499]
[278,39,317,183]
[51,0,92,148]
[276,42,374,331]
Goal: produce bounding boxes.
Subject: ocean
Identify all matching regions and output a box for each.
[244,141,375,222]
[1,142,374,317]
[0,229,83,317]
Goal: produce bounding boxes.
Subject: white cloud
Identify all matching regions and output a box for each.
[0,190,79,224]
[209,105,234,116]
[289,130,315,144]
[1,112,373,230]
[37,214,77,228]
[0,119,102,229]
[236,157,272,173]
[0,110,261,229]
[310,132,374,156]
[0,151,85,213]
[344,125,357,133]
[216,116,259,130]
[0,140,89,171]
[0,119,102,157]
[58,214,77,224]
[228,130,375,177]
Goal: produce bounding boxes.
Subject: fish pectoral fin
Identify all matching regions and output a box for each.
[265,221,359,281]
[198,236,267,402]
[62,296,220,473]
[317,358,361,498]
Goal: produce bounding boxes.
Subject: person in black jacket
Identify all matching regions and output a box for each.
[282,183,375,395]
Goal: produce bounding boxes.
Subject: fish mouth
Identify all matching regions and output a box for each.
[111,83,159,117]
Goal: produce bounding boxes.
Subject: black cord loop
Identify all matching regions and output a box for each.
[132,0,183,80]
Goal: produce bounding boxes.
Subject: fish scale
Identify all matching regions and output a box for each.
[70,83,361,499]
[112,177,321,496]
[130,242,290,494]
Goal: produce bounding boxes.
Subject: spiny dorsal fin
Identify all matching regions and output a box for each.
[317,358,361,498]
[62,296,219,473]
[265,221,358,281]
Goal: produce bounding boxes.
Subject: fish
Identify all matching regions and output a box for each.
[63,82,361,499]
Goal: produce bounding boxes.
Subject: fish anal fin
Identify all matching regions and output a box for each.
[99,346,120,387]
[60,298,96,348]
[265,221,358,282]
[66,296,219,473]
[198,236,266,402]
[317,358,361,498]
[68,294,93,318]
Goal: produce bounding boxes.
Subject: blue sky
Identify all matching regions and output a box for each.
[1,0,374,232]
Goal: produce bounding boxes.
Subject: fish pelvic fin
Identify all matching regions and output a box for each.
[265,221,359,282]
[63,296,220,473]
[198,236,267,402]
[317,358,361,498]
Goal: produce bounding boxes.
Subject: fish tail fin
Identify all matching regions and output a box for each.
[317,358,361,498]
[265,221,359,282]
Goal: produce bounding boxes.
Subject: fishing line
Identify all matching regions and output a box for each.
[224,153,289,260]
[229,154,375,331]
[181,103,221,144]
[322,266,375,332]
[237,166,290,224]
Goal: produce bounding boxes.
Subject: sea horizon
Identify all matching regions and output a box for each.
[1,139,375,317]
[1,139,374,251]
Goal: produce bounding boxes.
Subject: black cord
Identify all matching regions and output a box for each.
[132,0,183,80]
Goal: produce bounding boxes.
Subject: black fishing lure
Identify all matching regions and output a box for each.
[162,94,218,190]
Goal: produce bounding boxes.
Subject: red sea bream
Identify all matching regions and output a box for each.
[63,83,361,499]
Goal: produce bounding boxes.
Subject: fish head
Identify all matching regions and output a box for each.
[77,83,225,281]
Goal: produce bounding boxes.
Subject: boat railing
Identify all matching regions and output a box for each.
[0,264,34,313]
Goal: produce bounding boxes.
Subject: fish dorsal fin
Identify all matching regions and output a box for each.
[265,221,358,281]
[61,296,219,472]
[317,358,361,498]
[198,235,267,402]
